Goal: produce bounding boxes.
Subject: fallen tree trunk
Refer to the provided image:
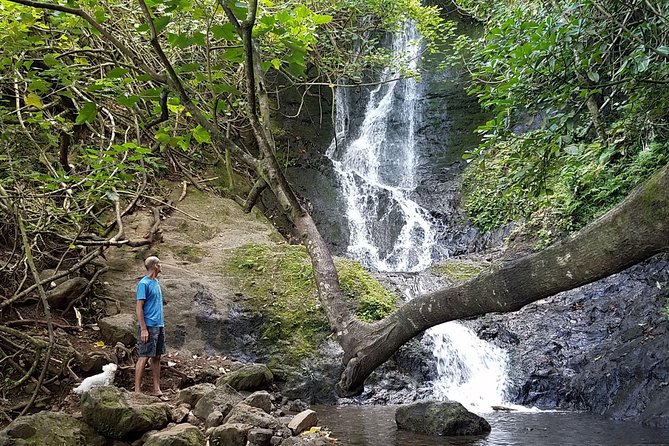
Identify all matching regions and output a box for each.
[334,162,669,395]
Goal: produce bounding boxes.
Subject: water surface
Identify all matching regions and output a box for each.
[313,405,669,446]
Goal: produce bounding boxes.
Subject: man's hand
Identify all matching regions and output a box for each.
[140,328,149,343]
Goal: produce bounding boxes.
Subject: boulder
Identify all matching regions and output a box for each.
[279,437,334,446]
[248,428,274,446]
[46,277,88,309]
[208,423,251,446]
[192,384,242,420]
[216,364,273,391]
[395,401,491,436]
[224,403,281,430]
[170,404,191,423]
[99,313,136,347]
[244,391,272,413]
[177,383,216,407]
[0,411,106,446]
[81,386,170,439]
[205,410,225,429]
[287,409,318,435]
[143,423,204,446]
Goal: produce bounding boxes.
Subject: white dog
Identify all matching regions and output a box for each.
[73,363,118,395]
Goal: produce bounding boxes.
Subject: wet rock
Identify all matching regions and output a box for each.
[395,401,491,436]
[279,436,335,446]
[208,423,251,446]
[193,384,242,420]
[143,423,204,446]
[46,277,88,309]
[81,386,170,439]
[287,409,318,435]
[0,411,106,446]
[99,313,136,347]
[216,363,273,391]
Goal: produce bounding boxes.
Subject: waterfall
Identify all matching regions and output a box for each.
[326,23,436,272]
[326,21,512,410]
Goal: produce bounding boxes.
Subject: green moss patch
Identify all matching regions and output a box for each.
[172,245,207,263]
[224,244,398,363]
[430,259,487,284]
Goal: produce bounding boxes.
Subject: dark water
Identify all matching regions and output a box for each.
[313,405,669,446]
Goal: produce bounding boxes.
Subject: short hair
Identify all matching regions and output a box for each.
[144,256,160,271]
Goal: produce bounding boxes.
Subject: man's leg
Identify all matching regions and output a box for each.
[151,355,162,395]
[134,356,149,392]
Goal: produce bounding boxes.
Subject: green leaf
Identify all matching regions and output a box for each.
[94,7,107,23]
[586,71,599,83]
[24,93,43,109]
[211,23,237,40]
[107,67,129,78]
[192,125,211,144]
[656,46,669,56]
[43,54,59,67]
[312,14,332,25]
[154,15,171,34]
[75,102,97,125]
[116,95,140,108]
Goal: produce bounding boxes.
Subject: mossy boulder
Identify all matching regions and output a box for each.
[81,386,170,440]
[193,384,243,421]
[0,411,106,446]
[216,364,273,391]
[143,423,205,446]
[176,383,216,407]
[223,403,281,430]
[395,401,491,436]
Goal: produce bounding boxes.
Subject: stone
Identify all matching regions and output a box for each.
[143,423,205,446]
[216,363,273,391]
[208,423,251,446]
[224,403,281,430]
[395,401,491,436]
[177,383,216,407]
[279,437,334,446]
[248,428,274,446]
[0,411,106,446]
[170,404,191,423]
[46,277,89,309]
[99,313,136,347]
[244,391,272,413]
[205,410,224,429]
[287,409,318,435]
[192,384,242,421]
[81,386,170,439]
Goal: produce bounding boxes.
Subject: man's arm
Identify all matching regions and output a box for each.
[136,299,149,343]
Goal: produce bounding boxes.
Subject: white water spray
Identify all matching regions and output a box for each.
[327,22,511,409]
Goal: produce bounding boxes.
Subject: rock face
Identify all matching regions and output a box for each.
[81,386,170,439]
[395,401,491,436]
[99,313,136,347]
[224,403,281,430]
[0,411,106,446]
[469,254,669,427]
[216,363,273,391]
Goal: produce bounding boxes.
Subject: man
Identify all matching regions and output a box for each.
[134,255,168,400]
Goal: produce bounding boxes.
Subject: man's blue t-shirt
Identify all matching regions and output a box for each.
[136,276,164,327]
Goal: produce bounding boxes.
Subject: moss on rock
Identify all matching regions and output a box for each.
[430,259,487,284]
[224,243,398,363]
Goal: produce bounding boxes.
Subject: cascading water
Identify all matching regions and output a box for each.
[326,22,511,410]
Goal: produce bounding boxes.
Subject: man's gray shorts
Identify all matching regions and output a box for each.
[138,326,166,357]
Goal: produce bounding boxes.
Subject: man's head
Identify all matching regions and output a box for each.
[144,256,161,277]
